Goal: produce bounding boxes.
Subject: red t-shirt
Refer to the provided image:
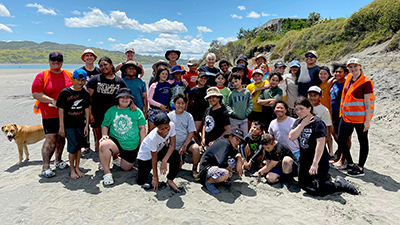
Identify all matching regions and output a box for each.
[183,71,200,89]
[32,70,73,119]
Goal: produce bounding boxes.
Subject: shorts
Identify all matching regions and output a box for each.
[267,160,299,179]
[42,118,60,134]
[65,127,89,154]
[147,107,168,123]
[248,111,263,123]
[109,136,138,164]
[207,166,229,179]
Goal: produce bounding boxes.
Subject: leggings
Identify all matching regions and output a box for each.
[337,118,369,168]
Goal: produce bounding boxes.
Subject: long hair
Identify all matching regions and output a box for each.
[98,56,115,74]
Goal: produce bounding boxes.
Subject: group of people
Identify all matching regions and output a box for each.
[31,47,374,196]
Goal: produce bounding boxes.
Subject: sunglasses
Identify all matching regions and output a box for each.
[305,55,316,58]
[50,58,63,62]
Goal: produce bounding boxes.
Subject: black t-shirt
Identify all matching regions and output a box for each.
[86,74,127,119]
[187,85,210,121]
[56,87,91,128]
[201,138,239,168]
[203,106,230,145]
[240,134,261,159]
[80,66,101,79]
[263,142,299,164]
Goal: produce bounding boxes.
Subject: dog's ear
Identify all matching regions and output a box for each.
[12,124,17,129]
[1,126,5,131]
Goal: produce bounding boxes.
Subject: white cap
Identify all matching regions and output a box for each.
[307,86,321,95]
[125,47,135,53]
[187,58,198,66]
[346,58,362,66]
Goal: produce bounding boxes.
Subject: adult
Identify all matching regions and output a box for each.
[32,51,73,178]
[198,53,220,86]
[165,49,184,69]
[337,58,374,177]
[115,47,144,78]
[298,50,320,97]
[80,49,101,79]
[86,57,128,153]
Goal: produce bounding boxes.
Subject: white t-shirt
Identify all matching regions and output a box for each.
[137,122,176,161]
[313,104,332,126]
[168,111,196,150]
[268,116,300,154]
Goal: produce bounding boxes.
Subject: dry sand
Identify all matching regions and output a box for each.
[0,49,399,225]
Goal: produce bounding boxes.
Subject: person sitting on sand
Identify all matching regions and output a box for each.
[99,88,147,185]
[199,129,244,194]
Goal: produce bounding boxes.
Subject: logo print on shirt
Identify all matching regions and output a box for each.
[205,115,215,133]
[113,114,133,137]
[71,99,83,109]
[97,83,120,94]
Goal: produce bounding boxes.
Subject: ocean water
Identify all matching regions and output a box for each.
[0,64,152,69]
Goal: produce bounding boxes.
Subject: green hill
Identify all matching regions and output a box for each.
[0,41,186,65]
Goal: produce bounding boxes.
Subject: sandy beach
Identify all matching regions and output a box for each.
[0,50,399,225]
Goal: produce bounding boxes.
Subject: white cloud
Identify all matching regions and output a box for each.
[88,38,91,42]
[247,11,260,18]
[97,41,103,44]
[0,23,12,32]
[71,10,81,15]
[231,14,243,19]
[184,35,193,40]
[45,31,54,34]
[108,37,116,42]
[289,14,298,18]
[217,36,237,44]
[261,12,277,17]
[32,21,41,24]
[237,6,245,11]
[177,12,182,15]
[197,26,212,33]
[111,34,210,59]
[26,3,57,16]
[65,8,187,33]
[0,4,11,17]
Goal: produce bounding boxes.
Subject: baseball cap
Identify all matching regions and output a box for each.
[72,69,87,80]
[305,50,318,58]
[274,61,287,68]
[346,58,362,67]
[307,86,322,95]
[289,60,301,68]
[125,47,135,53]
[187,58,198,66]
[49,52,63,60]
[252,69,264,77]
[224,128,245,142]
[154,113,170,126]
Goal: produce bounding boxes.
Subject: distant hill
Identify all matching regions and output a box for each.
[0,41,187,65]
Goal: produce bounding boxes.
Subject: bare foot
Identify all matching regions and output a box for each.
[332,161,344,168]
[70,171,79,179]
[76,169,85,178]
[166,179,180,191]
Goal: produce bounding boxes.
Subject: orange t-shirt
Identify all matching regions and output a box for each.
[319,82,332,113]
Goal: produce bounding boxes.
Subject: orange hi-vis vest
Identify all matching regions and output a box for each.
[33,69,73,114]
[340,72,374,123]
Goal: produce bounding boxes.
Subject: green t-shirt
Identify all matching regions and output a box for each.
[258,87,283,101]
[102,106,147,150]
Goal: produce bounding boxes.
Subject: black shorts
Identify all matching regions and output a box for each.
[248,111,263,123]
[109,136,138,164]
[65,127,88,154]
[42,118,60,134]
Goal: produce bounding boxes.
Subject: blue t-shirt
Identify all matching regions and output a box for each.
[330,81,345,115]
[153,82,171,106]
[123,76,147,112]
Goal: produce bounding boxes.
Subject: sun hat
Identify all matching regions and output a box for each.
[81,49,97,61]
[236,55,248,65]
[224,128,245,142]
[125,47,135,53]
[115,88,134,99]
[170,65,186,75]
[165,50,181,61]
[120,61,142,75]
[346,58,362,67]
[204,86,223,100]
[232,64,249,76]
[218,59,232,68]
[72,69,87,80]
[274,61,287,68]
[187,58,198,66]
[305,50,318,58]
[307,86,322,95]
[290,60,301,68]
[49,52,63,60]
[252,69,264,77]
[255,53,268,63]
[154,113,170,126]
[152,60,169,72]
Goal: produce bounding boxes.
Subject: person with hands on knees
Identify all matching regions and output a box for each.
[136,113,180,192]
[199,129,244,194]
[289,98,358,196]
[99,88,147,185]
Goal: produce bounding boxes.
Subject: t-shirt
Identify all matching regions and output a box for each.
[246,81,267,112]
[86,74,127,119]
[258,87,283,115]
[137,122,176,161]
[282,74,299,108]
[298,65,320,97]
[319,82,332,112]
[123,76,147,112]
[183,71,199,89]
[313,104,332,126]
[187,85,210,121]
[343,76,373,99]
[203,106,230,145]
[263,142,299,164]
[32,70,74,119]
[148,81,171,107]
[168,111,196,150]
[56,87,90,128]
[241,133,261,159]
[170,81,186,109]
[330,81,345,115]
[80,66,101,79]
[102,106,147,150]
[217,86,231,105]
[268,117,300,154]
[201,138,239,169]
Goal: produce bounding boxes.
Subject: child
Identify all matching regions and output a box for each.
[136,113,179,191]
[246,69,268,128]
[215,73,231,105]
[257,72,283,128]
[168,94,201,179]
[147,67,171,132]
[241,121,264,171]
[122,61,148,116]
[169,65,187,109]
[57,69,90,179]
[182,58,199,89]
[256,133,299,183]
[307,86,333,157]
[226,73,253,135]
[274,61,287,75]
[218,59,232,86]
[230,64,251,88]
[202,87,231,148]
[187,72,210,142]
[99,88,147,185]
[318,66,333,112]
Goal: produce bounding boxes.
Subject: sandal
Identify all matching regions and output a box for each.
[192,172,200,181]
[55,160,68,170]
[41,168,55,178]
[103,173,114,185]
[98,163,104,171]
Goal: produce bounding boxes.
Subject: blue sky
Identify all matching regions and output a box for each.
[0,0,373,59]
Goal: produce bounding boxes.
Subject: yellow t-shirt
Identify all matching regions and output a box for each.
[246,80,268,112]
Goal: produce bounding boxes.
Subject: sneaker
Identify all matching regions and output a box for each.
[142,183,152,190]
[55,160,68,170]
[348,164,365,177]
[103,173,114,185]
[112,158,121,167]
[335,176,359,195]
